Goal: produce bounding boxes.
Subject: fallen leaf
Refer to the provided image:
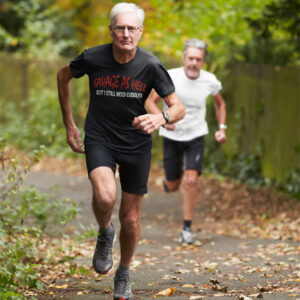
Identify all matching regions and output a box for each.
[54,284,69,289]
[174,268,190,274]
[182,284,194,288]
[161,275,181,281]
[153,287,176,297]
[209,278,220,284]
[237,295,253,300]
[211,283,228,293]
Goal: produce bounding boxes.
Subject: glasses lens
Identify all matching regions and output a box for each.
[114,26,139,32]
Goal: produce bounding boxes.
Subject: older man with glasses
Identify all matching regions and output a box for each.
[57,2,185,299]
[146,39,227,245]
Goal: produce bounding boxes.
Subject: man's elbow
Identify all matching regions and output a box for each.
[57,64,72,84]
[57,69,62,82]
[57,68,66,84]
[144,100,151,112]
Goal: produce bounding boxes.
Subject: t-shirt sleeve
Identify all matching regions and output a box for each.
[70,52,86,78]
[211,75,222,96]
[152,63,175,98]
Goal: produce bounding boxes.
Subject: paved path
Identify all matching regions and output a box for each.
[25,171,300,300]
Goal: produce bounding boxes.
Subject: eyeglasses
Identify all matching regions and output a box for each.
[113,26,141,33]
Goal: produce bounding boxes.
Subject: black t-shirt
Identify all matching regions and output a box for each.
[70,43,175,153]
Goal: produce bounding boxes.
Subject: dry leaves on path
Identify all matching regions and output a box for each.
[150,165,300,242]
[153,287,176,298]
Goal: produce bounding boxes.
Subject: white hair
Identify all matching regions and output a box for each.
[110,2,145,27]
[183,39,208,59]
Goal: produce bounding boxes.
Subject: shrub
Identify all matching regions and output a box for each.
[0,136,77,298]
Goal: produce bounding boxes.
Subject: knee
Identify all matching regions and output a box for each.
[92,185,115,209]
[165,180,180,192]
[168,184,180,192]
[183,174,198,189]
[120,212,140,231]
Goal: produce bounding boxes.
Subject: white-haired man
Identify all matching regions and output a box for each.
[57,3,185,299]
[146,39,226,245]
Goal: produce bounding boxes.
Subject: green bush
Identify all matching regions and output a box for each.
[0,86,86,158]
[0,136,77,298]
[279,168,300,199]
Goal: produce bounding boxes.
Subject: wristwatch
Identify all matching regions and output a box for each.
[219,124,227,130]
[162,111,170,124]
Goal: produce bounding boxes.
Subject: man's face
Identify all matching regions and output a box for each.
[183,47,205,80]
[109,12,143,52]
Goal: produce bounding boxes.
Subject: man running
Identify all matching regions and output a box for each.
[57,3,185,299]
[146,39,226,245]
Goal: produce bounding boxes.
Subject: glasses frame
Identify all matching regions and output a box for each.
[112,25,141,34]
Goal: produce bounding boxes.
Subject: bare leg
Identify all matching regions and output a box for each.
[89,166,117,229]
[89,166,117,274]
[118,192,143,266]
[165,178,181,192]
[182,169,199,221]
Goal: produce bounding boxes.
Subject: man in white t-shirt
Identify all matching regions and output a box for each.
[145,39,227,244]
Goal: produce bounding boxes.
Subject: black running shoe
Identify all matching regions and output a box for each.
[163,179,170,193]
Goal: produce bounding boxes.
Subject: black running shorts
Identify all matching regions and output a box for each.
[163,136,205,181]
[84,136,151,194]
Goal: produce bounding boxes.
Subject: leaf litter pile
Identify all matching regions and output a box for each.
[21,161,299,299]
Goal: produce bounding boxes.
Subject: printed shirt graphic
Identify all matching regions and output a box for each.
[159,67,222,141]
[70,44,175,153]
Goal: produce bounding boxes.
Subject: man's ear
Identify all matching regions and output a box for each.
[109,25,113,37]
[138,25,144,40]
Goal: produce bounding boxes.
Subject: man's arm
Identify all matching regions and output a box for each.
[133,90,185,134]
[213,92,227,144]
[144,89,176,130]
[57,64,84,153]
[144,88,161,114]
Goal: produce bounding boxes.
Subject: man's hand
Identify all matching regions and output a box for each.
[164,124,175,131]
[66,125,85,153]
[214,129,227,144]
[132,113,165,134]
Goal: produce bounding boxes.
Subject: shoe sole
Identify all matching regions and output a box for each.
[114,295,133,300]
[94,232,116,274]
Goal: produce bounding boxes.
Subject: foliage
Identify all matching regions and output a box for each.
[0,87,85,158]
[279,168,300,199]
[145,0,299,68]
[0,137,77,298]
[53,0,113,55]
[237,0,300,66]
[1,0,299,68]
[143,0,272,73]
[0,0,78,58]
[74,223,97,243]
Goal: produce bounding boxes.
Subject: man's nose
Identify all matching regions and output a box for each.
[122,28,130,37]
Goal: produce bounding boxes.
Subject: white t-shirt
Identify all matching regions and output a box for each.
[159,67,222,141]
